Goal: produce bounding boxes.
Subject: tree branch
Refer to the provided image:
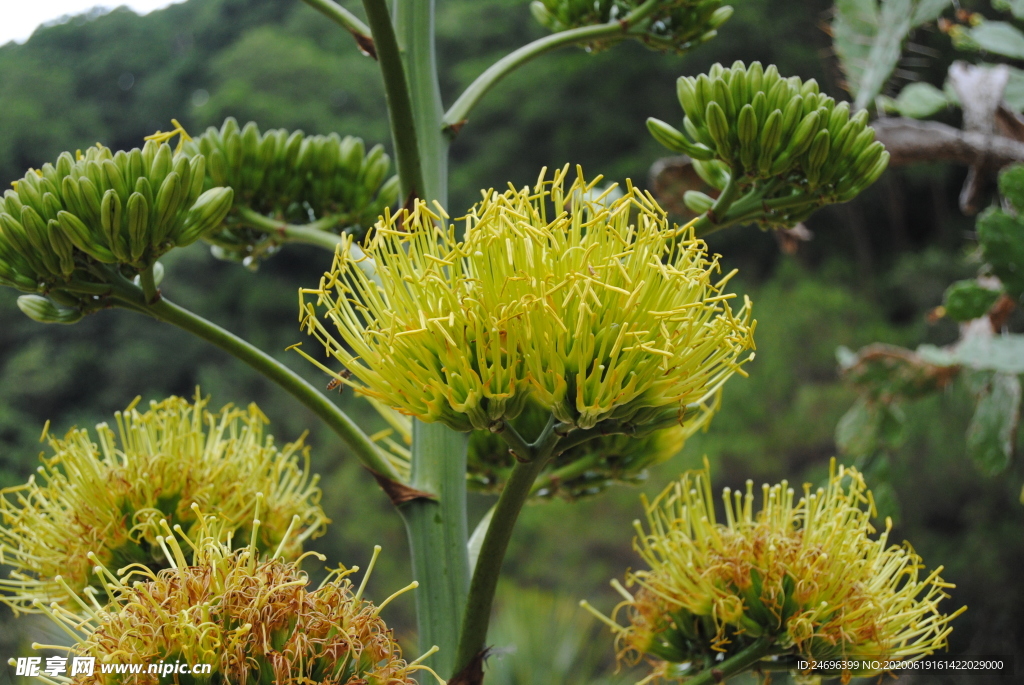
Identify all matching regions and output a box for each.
[873,117,1024,168]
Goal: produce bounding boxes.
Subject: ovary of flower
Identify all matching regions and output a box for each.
[298,165,755,433]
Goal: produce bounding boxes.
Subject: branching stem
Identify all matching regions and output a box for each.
[236,206,346,252]
[443,0,663,133]
[300,0,377,59]
[454,414,568,674]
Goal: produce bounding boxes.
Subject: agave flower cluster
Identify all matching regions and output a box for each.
[299,167,755,434]
[28,518,421,685]
[0,392,326,613]
[591,461,964,683]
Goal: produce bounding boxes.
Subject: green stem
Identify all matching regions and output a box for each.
[454,417,564,675]
[491,419,532,462]
[300,0,377,58]
[442,0,663,132]
[684,638,772,685]
[393,0,448,204]
[386,4,467,680]
[61,279,113,295]
[689,179,817,239]
[106,278,401,481]
[454,457,549,674]
[691,174,742,238]
[139,264,158,303]
[362,0,425,201]
[398,422,470,680]
[238,206,345,252]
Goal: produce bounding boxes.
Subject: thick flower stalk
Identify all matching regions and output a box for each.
[647,61,889,233]
[182,118,399,265]
[21,517,429,685]
[531,0,733,53]
[0,122,233,321]
[299,166,755,435]
[0,392,326,613]
[584,460,965,683]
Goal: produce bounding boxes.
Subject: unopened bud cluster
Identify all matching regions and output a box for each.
[0,142,231,292]
[649,61,889,227]
[531,0,732,53]
[183,118,399,262]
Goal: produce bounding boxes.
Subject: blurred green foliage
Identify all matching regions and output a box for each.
[0,1,1021,683]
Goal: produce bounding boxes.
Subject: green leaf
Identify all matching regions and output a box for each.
[976,207,1024,299]
[891,81,950,118]
[966,372,1021,475]
[993,0,1024,21]
[833,0,953,110]
[966,21,1024,60]
[1001,65,1024,112]
[998,163,1024,213]
[943,280,1002,322]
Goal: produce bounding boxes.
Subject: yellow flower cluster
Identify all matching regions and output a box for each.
[299,166,755,433]
[586,461,964,683]
[0,392,326,613]
[27,516,425,685]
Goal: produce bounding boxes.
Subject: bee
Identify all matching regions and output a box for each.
[326,369,353,393]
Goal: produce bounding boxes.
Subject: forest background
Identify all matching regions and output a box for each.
[0,0,1021,683]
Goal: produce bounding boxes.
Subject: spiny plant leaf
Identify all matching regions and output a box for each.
[833,0,952,110]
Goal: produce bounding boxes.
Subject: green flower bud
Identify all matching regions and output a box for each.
[583,461,964,683]
[684,189,716,213]
[531,0,734,54]
[298,167,755,433]
[16,293,84,324]
[0,120,233,319]
[183,118,399,266]
[652,61,890,231]
[0,392,327,613]
[646,117,714,160]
